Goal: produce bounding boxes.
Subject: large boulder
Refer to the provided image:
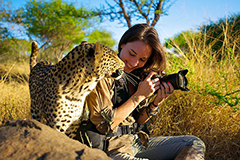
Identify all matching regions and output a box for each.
[0,119,112,160]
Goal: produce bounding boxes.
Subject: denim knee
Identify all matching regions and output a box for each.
[186,135,206,154]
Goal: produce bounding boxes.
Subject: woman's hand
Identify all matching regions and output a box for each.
[135,72,160,99]
[153,82,174,105]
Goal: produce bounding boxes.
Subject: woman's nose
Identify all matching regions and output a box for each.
[131,58,139,67]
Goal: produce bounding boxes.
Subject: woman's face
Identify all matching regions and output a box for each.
[120,40,152,73]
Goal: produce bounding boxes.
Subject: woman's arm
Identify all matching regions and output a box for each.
[111,72,160,128]
[137,81,175,124]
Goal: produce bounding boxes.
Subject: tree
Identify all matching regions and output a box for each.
[164,30,201,54]
[86,29,116,48]
[10,0,112,61]
[0,38,31,62]
[102,0,174,28]
[0,0,20,62]
[164,13,240,59]
[0,0,12,40]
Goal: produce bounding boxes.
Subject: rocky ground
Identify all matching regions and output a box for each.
[0,119,112,160]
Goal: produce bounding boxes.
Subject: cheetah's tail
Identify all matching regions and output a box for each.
[30,41,39,70]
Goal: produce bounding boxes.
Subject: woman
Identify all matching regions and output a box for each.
[78,24,206,160]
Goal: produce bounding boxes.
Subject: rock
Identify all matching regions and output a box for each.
[0,119,112,160]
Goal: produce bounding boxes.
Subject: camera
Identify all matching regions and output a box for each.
[151,69,190,91]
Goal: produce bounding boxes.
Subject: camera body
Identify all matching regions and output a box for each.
[151,69,190,91]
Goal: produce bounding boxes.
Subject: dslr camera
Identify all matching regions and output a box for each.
[151,69,190,91]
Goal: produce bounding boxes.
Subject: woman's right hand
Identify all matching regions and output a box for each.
[135,72,160,99]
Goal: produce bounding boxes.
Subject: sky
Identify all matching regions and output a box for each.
[6,0,240,45]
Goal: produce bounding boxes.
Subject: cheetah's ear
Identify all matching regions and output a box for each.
[94,42,103,60]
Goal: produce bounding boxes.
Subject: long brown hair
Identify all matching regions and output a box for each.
[118,24,166,75]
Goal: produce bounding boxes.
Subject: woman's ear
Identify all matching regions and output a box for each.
[120,44,125,49]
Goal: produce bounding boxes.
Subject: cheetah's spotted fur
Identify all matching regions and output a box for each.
[29,41,124,138]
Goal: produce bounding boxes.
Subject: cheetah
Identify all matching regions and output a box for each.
[29,41,125,138]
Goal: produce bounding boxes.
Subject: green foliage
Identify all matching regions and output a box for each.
[1,0,116,62]
[20,0,94,38]
[202,83,239,111]
[199,13,240,58]
[87,29,116,48]
[0,0,12,39]
[191,47,239,111]
[0,38,31,62]
[165,15,240,113]
[0,27,9,40]
[164,30,201,54]
[160,22,240,158]
[15,0,98,60]
[165,13,240,60]
[0,0,11,19]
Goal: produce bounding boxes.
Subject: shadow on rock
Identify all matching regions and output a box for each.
[0,119,112,160]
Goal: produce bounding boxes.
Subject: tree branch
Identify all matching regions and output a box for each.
[151,0,163,27]
[147,0,154,16]
[39,41,51,51]
[115,0,131,28]
[132,0,149,25]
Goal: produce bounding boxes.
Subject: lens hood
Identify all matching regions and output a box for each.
[160,69,190,91]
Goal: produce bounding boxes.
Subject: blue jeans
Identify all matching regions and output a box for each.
[132,134,206,160]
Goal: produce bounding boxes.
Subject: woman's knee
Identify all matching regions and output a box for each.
[185,135,206,154]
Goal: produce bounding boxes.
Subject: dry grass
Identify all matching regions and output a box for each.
[0,29,239,159]
[149,28,240,159]
[0,62,31,121]
[150,91,240,160]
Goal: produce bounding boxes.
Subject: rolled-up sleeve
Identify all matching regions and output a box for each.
[85,78,118,134]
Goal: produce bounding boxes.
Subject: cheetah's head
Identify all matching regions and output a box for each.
[88,42,125,80]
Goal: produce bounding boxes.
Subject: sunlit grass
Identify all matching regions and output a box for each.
[0,26,239,159]
[0,62,31,121]
[150,26,240,159]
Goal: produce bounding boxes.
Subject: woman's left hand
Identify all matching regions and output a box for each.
[153,82,174,105]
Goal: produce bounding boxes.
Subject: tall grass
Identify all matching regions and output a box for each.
[150,25,240,159]
[0,62,31,121]
[0,24,239,159]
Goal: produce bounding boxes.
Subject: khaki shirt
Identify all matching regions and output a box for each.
[85,78,136,135]
[85,78,150,156]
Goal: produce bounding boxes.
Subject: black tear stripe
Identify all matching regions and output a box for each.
[65,95,82,102]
